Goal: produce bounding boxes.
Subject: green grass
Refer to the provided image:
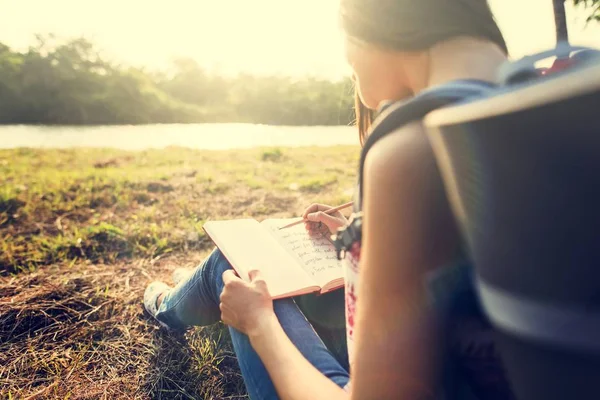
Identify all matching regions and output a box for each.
[0,146,357,274]
[0,146,358,399]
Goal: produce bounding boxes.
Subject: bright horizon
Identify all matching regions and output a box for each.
[2,0,600,79]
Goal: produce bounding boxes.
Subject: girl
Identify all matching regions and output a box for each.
[145,0,514,398]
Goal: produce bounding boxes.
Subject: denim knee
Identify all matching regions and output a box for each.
[155,248,233,328]
[200,248,231,301]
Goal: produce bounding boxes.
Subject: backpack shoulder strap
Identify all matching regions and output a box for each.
[357,80,494,207]
[335,80,494,259]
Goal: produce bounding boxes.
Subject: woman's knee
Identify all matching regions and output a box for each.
[204,248,232,275]
[196,248,233,297]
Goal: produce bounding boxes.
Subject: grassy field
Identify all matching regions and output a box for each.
[0,146,358,399]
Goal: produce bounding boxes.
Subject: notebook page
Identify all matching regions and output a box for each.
[203,219,318,298]
[262,219,343,288]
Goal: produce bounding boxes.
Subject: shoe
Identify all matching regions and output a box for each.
[143,281,172,329]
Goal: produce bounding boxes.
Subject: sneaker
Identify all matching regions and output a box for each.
[143,281,172,329]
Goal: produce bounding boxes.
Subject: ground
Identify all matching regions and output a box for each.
[0,146,358,399]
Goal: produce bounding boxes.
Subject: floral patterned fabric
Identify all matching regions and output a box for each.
[343,242,361,364]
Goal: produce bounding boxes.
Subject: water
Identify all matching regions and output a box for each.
[0,124,358,150]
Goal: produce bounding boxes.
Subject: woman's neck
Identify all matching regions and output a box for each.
[405,37,508,93]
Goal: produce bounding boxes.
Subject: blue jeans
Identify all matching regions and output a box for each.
[156,249,350,400]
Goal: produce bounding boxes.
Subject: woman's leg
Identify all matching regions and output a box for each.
[229,299,350,400]
[155,248,350,399]
[155,248,228,328]
[295,290,349,371]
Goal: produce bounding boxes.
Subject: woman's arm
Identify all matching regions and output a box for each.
[350,122,462,399]
[220,270,348,400]
[249,314,348,400]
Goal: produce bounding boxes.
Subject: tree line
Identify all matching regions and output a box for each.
[2,0,598,128]
[0,36,355,126]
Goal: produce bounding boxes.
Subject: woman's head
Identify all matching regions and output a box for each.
[342,0,507,141]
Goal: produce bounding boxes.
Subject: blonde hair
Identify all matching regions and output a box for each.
[355,90,374,146]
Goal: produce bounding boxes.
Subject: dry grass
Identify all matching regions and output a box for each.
[0,146,357,399]
[0,254,248,399]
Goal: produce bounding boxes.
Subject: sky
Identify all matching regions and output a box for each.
[1,0,599,79]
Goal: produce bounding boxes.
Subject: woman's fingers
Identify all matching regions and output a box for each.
[306,210,337,224]
[303,203,349,234]
[222,269,240,284]
[306,211,344,232]
[302,203,334,219]
[248,269,264,282]
[219,267,274,335]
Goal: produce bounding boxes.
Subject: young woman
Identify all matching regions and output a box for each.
[145,0,515,398]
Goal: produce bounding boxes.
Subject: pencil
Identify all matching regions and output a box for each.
[278,201,354,230]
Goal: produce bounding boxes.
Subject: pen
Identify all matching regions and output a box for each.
[278,201,354,230]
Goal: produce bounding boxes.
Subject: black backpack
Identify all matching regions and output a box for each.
[426,47,600,400]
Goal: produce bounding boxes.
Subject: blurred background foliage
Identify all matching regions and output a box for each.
[0,35,355,126]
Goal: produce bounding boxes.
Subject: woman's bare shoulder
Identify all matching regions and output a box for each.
[362,120,460,270]
[364,121,436,185]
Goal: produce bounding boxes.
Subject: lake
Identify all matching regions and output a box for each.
[0,124,359,150]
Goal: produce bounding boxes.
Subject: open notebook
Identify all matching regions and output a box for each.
[203,218,344,299]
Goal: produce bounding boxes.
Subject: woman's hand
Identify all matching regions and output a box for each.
[220,269,276,337]
[302,203,348,236]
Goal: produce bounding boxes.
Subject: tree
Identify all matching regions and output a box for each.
[572,0,600,22]
[554,0,600,44]
[0,36,354,126]
[554,0,569,42]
